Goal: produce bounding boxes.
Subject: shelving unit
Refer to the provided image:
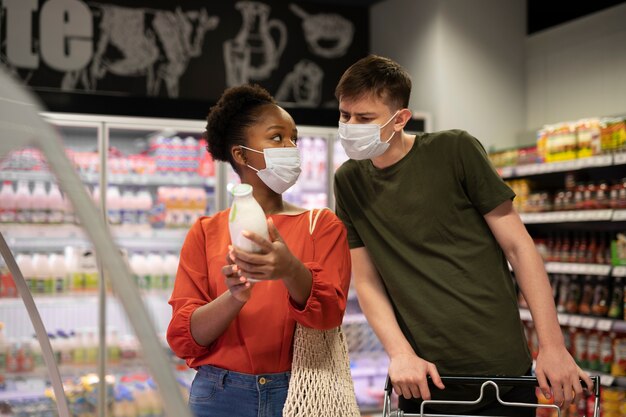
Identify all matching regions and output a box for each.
[503,149,626,390]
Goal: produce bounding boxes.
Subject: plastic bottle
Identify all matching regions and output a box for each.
[15,253,35,293]
[121,189,137,225]
[0,257,17,298]
[64,246,83,292]
[146,253,164,290]
[135,190,153,226]
[31,253,53,295]
[228,183,269,254]
[56,330,73,366]
[0,181,17,223]
[107,186,122,225]
[163,254,179,289]
[130,254,150,290]
[14,180,33,224]
[47,183,65,224]
[30,181,48,224]
[48,253,67,294]
[30,335,44,371]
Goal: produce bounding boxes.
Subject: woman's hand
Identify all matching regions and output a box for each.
[222,250,254,303]
[229,218,301,282]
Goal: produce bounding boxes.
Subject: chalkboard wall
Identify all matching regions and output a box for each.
[0,0,371,125]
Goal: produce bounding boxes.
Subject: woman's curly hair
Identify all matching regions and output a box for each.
[205,84,276,172]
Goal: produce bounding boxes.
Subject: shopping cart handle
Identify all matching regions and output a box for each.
[384,375,600,397]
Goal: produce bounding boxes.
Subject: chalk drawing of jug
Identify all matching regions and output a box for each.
[224,1,287,86]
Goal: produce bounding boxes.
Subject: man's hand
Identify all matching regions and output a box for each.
[535,345,594,410]
[388,352,445,400]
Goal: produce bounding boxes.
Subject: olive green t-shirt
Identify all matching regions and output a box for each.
[334,129,531,386]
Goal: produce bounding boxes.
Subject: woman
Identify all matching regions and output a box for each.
[166,84,351,417]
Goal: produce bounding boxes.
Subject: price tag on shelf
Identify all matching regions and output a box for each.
[613,266,626,277]
[596,319,613,332]
[569,316,583,327]
[612,210,626,222]
[581,317,597,329]
[599,374,615,387]
[557,313,570,326]
[614,152,626,165]
[573,211,588,221]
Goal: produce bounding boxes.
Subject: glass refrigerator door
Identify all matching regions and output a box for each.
[0,115,103,410]
[104,117,214,253]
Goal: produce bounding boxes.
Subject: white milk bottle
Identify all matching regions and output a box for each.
[30,181,48,224]
[48,253,67,294]
[228,184,269,256]
[47,184,65,224]
[163,254,179,289]
[0,181,17,223]
[15,181,33,224]
[107,186,122,225]
[31,253,52,294]
[15,253,34,293]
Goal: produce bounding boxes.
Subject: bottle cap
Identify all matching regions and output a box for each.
[231,183,253,197]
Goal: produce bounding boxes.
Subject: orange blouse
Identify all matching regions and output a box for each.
[166,209,351,374]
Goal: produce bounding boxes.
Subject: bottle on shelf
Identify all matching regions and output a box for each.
[14,180,32,224]
[0,181,17,223]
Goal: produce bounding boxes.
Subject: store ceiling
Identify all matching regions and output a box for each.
[527,0,625,34]
[305,0,625,34]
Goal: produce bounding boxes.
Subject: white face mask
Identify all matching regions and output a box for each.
[338,111,399,160]
[240,144,302,194]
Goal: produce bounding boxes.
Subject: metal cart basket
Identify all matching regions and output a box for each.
[383,375,600,417]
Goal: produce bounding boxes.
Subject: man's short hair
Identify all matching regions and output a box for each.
[335,55,412,109]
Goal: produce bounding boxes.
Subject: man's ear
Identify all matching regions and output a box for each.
[396,108,413,128]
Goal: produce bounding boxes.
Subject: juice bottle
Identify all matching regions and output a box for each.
[48,253,67,294]
[30,181,48,224]
[0,181,17,223]
[31,253,53,295]
[47,183,65,224]
[228,183,269,253]
[107,186,122,225]
[15,253,35,294]
[14,180,33,224]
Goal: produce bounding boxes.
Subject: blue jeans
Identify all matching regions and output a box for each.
[188,365,291,417]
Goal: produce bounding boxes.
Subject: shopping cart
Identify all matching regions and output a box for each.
[382,375,600,417]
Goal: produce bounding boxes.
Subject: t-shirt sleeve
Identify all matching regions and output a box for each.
[288,210,352,330]
[455,131,515,215]
[166,219,211,361]
[333,169,364,248]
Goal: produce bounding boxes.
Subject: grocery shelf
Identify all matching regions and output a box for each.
[544,262,612,276]
[0,224,188,252]
[519,308,626,333]
[497,152,624,179]
[0,169,216,187]
[613,266,626,277]
[519,209,617,223]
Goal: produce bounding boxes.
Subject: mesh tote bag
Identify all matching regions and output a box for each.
[282,209,360,417]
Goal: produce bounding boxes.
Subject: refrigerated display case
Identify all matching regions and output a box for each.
[0,113,212,416]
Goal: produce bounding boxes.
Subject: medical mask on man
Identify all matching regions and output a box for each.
[338,111,399,160]
[240,144,301,194]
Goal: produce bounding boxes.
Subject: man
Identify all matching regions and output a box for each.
[333,55,592,416]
